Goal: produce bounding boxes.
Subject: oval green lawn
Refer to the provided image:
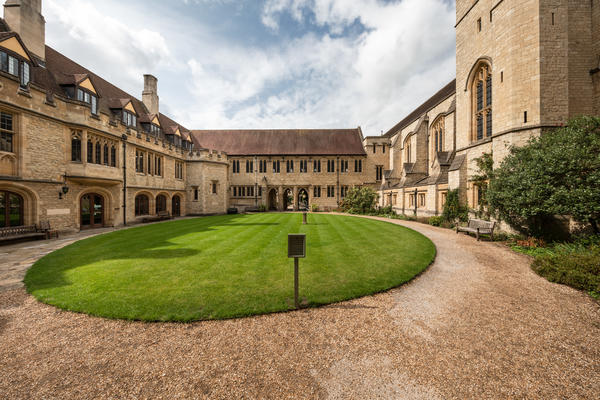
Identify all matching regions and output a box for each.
[25,213,435,322]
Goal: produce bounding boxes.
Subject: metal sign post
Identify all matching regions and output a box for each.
[288,234,306,309]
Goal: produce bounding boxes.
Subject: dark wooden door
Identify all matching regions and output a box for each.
[80,194,104,229]
[172,195,181,217]
[0,191,24,227]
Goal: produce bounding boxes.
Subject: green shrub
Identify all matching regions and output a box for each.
[311,204,319,212]
[442,189,468,223]
[531,244,600,296]
[340,187,378,214]
[488,116,600,236]
[258,204,267,212]
[428,216,443,226]
[378,205,393,215]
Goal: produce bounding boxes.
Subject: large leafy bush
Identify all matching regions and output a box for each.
[340,187,378,214]
[487,116,600,236]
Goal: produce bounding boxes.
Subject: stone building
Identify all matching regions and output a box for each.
[0,0,230,233]
[0,0,382,233]
[191,129,370,212]
[1,0,598,233]
[380,0,600,217]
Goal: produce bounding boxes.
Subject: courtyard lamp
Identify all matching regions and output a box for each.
[59,174,69,199]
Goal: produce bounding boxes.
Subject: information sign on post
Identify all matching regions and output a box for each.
[288,234,306,309]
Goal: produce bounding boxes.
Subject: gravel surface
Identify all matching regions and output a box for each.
[1,215,599,399]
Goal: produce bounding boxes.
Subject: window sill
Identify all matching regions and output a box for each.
[17,87,31,98]
[90,114,100,121]
[470,136,492,146]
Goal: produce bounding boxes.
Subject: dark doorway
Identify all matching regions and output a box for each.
[0,191,24,227]
[298,188,309,211]
[156,194,167,214]
[80,193,104,229]
[172,195,181,217]
[268,189,278,211]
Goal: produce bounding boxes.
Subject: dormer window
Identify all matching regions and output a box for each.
[122,110,137,128]
[76,88,98,115]
[150,123,161,135]
[0,50,30,88]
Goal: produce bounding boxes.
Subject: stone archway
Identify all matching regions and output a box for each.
[0,183,39,227]
[297,188,309,211]
[268,189,278,211]
[283,188,293,211]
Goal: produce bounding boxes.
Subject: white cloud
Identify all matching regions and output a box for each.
[44,0,172,95]
[182,0,456,133]
[44,0,456,135]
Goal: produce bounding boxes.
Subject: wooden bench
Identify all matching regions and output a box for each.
[456,219,496,241]
[142,211,172,223]
[0,224,48,243]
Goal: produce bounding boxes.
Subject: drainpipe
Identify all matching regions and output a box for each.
[121,134,128,226]
[336,157,340,206]
[414,187,418,216]
[254,156,258,207]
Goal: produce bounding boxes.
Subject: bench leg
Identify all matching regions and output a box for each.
[476,228,480,241]
[490,231,494,241]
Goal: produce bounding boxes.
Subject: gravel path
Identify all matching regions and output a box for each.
[1,215,599,399]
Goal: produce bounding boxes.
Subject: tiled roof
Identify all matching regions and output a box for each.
[190,129,367,156]
[28,43,192,139]
[383,80,456,138]
[449,154,466,171]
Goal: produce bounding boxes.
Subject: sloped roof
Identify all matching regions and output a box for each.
[383,80,456,138]
[449,154,466,171]
[190,129,367,156]
[19,40,191,138]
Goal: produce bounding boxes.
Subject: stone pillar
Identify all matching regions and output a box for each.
[278,186,284,211]
[293,186,298,211]
[82,130,88,164]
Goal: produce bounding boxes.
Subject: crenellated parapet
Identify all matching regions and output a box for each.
[184,148,229,164]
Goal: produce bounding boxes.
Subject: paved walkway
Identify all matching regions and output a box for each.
[0,215,599,399]
[0,227,118,292]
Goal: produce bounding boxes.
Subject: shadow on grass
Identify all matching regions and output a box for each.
[24,214,281,294]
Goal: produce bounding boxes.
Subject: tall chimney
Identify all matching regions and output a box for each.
[142,74,159,116]
[3,0,46,62]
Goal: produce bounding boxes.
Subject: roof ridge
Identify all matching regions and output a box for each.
[382,79,456,138]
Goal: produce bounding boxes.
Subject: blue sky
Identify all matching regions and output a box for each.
[44,0,456,135]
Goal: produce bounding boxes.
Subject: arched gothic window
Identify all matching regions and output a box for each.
[155,194,167,214]
[472,64,492,141]
[135,194,149,216]
[87,140,93,163]
[0,190,23,227]
[405,139,412,164]
[431,117,444,155]
[110,145,116,167]
[103,143,109,165]
[95,142,101,164]
[71,132,81,162]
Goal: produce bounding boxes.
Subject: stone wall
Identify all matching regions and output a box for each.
[225,155,369,212]
[0,72,228,232]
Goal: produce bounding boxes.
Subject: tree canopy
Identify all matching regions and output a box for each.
[487,116,600,235]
